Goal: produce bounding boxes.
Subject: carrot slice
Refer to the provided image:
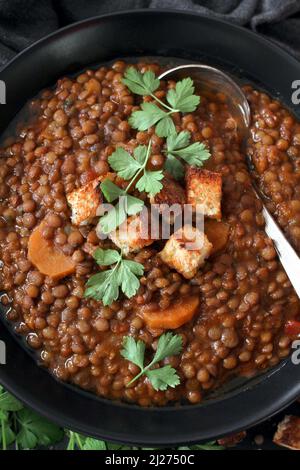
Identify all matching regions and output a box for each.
[205,219,230,254]
[28,222,76,280]
[141,296,200,330]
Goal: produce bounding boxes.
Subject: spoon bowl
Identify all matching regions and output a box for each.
[159,64,251,135]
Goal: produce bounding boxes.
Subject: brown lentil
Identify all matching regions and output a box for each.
[0,61,299,407]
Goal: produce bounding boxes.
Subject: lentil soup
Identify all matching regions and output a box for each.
[0,60,300,407]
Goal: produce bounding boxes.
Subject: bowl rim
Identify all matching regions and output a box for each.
[0,8,300,446]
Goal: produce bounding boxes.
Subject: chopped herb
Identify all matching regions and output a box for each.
[84,248,144,306]
[121,332,183,391]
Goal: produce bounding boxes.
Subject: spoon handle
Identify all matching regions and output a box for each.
[261,203,300,299]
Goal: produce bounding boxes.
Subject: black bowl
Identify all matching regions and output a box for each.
[1,9,300,446]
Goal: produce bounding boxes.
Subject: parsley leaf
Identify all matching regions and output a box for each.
[122,67,160,96]
[99,140,163,234]
[108,147,141,180]
[155,115,176,137]
[164,130,211,179]
[93,247,121,266]
[100,179,124,203]
[135,169,164,196]
[121,336,145,370]
[121,333,183,391]
[16,409,63,449]
[84,248,144,306]
[129,102,168,131]
[99,194,144,234]
[0,391,23,412]
[129,102,176,137]
[190,441,225,450]
[124,67,201,137]
[83,437,107,450]
[166,130,191,151]
[164,154,184,179]
[146,365,180,391]
[109,141,164,197]
[166,77,200,113]
[152,331,183,362]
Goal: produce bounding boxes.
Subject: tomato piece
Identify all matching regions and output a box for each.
[285,320,300,336]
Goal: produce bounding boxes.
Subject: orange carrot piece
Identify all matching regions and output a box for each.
[141,296,200,330]
[205,219,230,254]
[28,222,76,280]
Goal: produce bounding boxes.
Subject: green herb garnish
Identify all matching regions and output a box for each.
[0,384,225,450]
[99,140,163,234]
[123,67,200,137]
[164,130,211,179]
[121,332,183,391]
[84,248,144,306]
[0,385,63,450]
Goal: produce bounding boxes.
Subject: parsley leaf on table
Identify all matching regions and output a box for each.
[82,437,107,450]
[164,130,211,179]
[84,248,144,306]
[16,408,63,449]
[121,332,183,391]
[0,389,23,412]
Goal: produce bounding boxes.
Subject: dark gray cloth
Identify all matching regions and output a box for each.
[0,0,300,66]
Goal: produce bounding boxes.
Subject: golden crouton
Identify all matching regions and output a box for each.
[159,225,212,279]
[273,416,300,450]
[109,214,154,255]
[67,173,115,226]
[186,167,222,220]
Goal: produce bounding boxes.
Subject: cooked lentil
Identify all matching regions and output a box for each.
[0,60,300,406]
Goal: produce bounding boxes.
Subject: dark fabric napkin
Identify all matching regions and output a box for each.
[0,0,300,67]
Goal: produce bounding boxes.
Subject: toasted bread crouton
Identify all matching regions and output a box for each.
[67,172,115,226]
[109,214,154,255]
[149,174,186,207]
[186,167,222,220]
[159,225,212,279]
[273,416,300,450]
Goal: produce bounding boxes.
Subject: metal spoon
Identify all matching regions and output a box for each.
[159,64,251,134]
[159,63,300,299]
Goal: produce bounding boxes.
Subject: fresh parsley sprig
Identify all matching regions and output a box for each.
[84,248,144,306]
[164,130,211,179]
[108,141,164,196]
[99,140,163,234]
[121,332,183,391]
[123,67,200,137]
[0,385,63,450]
